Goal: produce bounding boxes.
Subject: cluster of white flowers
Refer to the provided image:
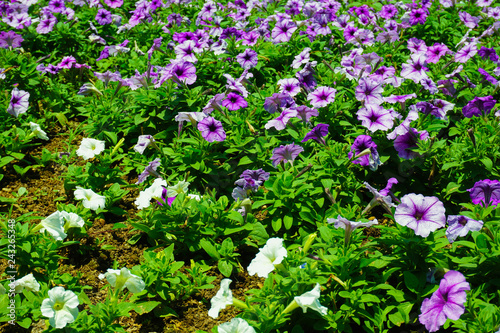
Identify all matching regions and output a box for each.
[38,210,85,241]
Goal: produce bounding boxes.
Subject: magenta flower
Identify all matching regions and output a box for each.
[455,42,477,63]
[394,127,429,160]
[355,78,384,105]
[271,19,297,43]
[236,49,258,69]
[270,143,304,167]
[222,93,247,111]
[395,193,446,237]
[265,108,298,131]
[95,9,113,25]
[462,96,496,118]
[446,215,483,243]
[307,86,336,108]
[419,271,470,332]
[302,124,329,145]
[58,56,76,69]
[0,31,24,48]
[357,104,394,133]
[7,88,30,118]
[48,0,65,12]
[170,61,197,85]
[379,4,397,19]
[468,179,500,207]
[409,8,428,25]
[425,43,450,64]
[104,0,123,8]
[197,117,226,142]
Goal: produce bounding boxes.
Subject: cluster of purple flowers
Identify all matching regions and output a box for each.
[231,169,270,201]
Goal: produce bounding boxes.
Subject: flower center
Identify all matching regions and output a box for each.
[53,301,65,311]
[414,211,424,221]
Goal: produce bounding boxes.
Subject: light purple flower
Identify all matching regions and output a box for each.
[197,117,226,142]
[401,54,429,83]
[455,42,477,63]
[425,43,450,64]
[459,11,481,29]
[236,49,258,69]
[7,88,29,117]
[265,108,298,131]
[169,61,197,85]
[307,86,336,108]
[270,143,304,167]
[272,19,297,43]
[134,135,155,154]
[174,40,199,63]
[136,158,161,184]
[294,105,319,123]
[296,61,317,92]
[387,107,419,140]
[462,96,496,118]
[0,31,23,48]
[302,124,329,145]
[468,179,500,207]
[104,0,123,8]
[291,47,311,69]
[94,70,121,88]
[395,193,446,237]
[96,9,113,25]
[264,93,295,114]
[363,178,398,214]
[394,127,429,160]
[357,104,394,132]
[446,215,483,243]
[327,215,378,245]
[355,78,384,105]
[37,15,57,34]
[419,271,470,332]
[277,78,301,97]
[222,93,247,111]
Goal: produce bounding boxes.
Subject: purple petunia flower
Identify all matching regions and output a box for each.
[97,46,109,62]
[197,117,226,142]
[478,46,499,62]
[104,0,123,8]
[222,93,247,111]
[156,187,176,207]
[446,215,483,243]
[425,43,450,64]
[348,134,379,168]
[58,56,76,69]
[174,40,199,63]
[294,105,319,123]
[291,47,311,69]
[263,93,295,114]
[7,88,30,117]
[401,54,429,83]
[455,42,477,63]
[136,158,161,184]
[48,0,65,12]
[395,193,446,237]
[459,11,481,29]
[302,124,329,145]
[236,49,258,69]
[409,8,428,25]
[363,178,398,214]
[169,61,197,85]
[0,31,24,48]
[394,127,429,160]
[134,135,155,154]
[296,61,317,92]
[462,96,497,118]
[468,179,500,207]
[94,70,121,88]
[355,78,384,105]
[271,143,304,167]
[379,4,398,19]
[37,15,57,34]
[419,271,470,332]
[277,78,301,97]
[96,9,113,25]
[357,104,394,133]
[272,19,297,43]
[327,215,378,245]
[265,108,298,131]
[307,86,336,108]
[478,68,498,86]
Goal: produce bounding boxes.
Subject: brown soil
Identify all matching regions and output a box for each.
[0,121,263,333]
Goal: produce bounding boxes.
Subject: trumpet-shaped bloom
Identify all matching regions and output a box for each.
[29,122,49,140]
[7,88,30,117]
[265,108,298,131]
[222,93,248,111]
[14,273,40,293]
[446,215,483,243]
[307,86,336,108]
[76,138,105,160]
[348,134,379,168]
[236,49,258,69]
[357,104,394,133]
[355,78,384,105]
[395,193,446,237]
[134,135,155,154]
[218,318,256,333]
[277,78,301,97]
[272,19,297,43]
[136,158,161,184]
[294,283,328,316]
[270,143,304,167]
[247,238,287,277]
[197,117,226,142]
[135,178,167,209]
[462,96,496,118]
[40,211,67,241]
[166,180,190,197]
[467,179,500,207]
[302,123,329,145]
[327,215,378,245]
[99,267,145,293]
[61,211,85,229]
[74,187,106,211]
[41,287,80,329]
[208,279,233,318]
[419,271,470,332]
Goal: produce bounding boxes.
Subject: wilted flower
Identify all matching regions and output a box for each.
[99,267,145,293]
[134,135,155,154]
[166,180,190,197]
[74,187,106,211]
[14,273,40,293]
[363,178,399,214]
[41,287,79,329]
[419,271,470,332]
[247,238,287,278]
[61,211,85,230]
[208,279,233,319]
[77,83,102,96]
[76,138,105,160]
[446,215,483,243]
[395,193,446,237]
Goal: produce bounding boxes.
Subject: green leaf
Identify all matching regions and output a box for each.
[359,294,380,303]
[248,222,269,245]
[134,301,161,314]
[0,156,15,168]
[227,210,244,223]
[403,271,421,293]
[284,215,293,230]
[218,260,233,277]
[481,157,493,172]
[238,156,253,166]
[272,217,282,232]
[200,239,220,260]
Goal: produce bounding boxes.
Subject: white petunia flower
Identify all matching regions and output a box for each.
[247,238,287,278]
[39,211,67,241]
[294,283,328,316]
[98,267,145,293]
[29,122,49,140]
[61,211,85,229]
[218,318,256,333]
[134,178,167,209]
[41,286,80,329]
[166,180,190,197]
[74,187,106,211]
[14,273,40,293]
[76,138,105,160]
[208,279,233,319]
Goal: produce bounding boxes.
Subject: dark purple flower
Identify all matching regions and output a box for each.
[409,8,428,25]
[222,93,247,111]
[379,4,397,19]
[97,46,109,62]
[419,271,470,332]
[156,187,176,207]
[394,127,429,160]
[468,179,500,207]
[348,135,379,168]
[302,124,329,145]
[236,49,258,69]
[0,31,23,48]
[357,104,394,133]
[7,88,30,117]
[295,61,317,92]
[462,96,497,118]
[395,193,446,237]
[307,86,336,108]
[96,9,113,25]
[136,158,161,184]
[446,215,483,243]
[478,46,499,62]
[478,68,498,86]
[241,30,260,46]
[437,79,457,97]
[197,117,226,142]
[239,169,270,188]
[270,143,304,167]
